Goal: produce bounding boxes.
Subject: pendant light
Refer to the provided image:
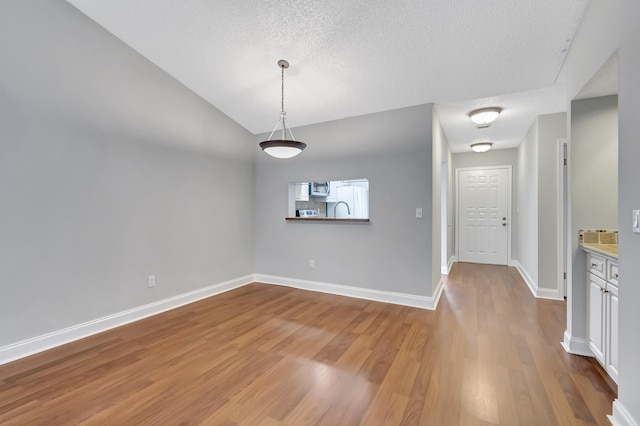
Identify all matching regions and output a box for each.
[259,59,307,159]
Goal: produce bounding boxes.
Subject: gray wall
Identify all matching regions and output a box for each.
[618,0,640,416]
[569,95,618,340]
[517,121,539,283]
[570,96,618,229]
[452,149,519,170]
[0,0,255,347]
[254,104,436,297]
[513,114,566,292]
[538,113,567,290]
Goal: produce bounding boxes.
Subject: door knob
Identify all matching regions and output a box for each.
[502,223,507,227]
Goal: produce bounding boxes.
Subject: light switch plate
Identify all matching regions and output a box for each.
[633,210,640,233]
[416,208,423,219]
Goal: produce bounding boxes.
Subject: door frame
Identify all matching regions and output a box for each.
[441,158,449,274]
[557,139,568,298]
[455,165,513,265]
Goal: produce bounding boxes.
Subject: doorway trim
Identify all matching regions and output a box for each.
[441,159,449,274]
[455,165,512,265]
[557,139,568,299]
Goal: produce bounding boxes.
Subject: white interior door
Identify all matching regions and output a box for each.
[458,168,509,265]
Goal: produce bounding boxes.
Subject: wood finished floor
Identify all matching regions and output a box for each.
[0,263,616,425]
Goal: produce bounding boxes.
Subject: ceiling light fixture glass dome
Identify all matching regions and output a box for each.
[468,107,502,125]
[470,142,493,152]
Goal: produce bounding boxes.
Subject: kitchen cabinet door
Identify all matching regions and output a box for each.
[295,183,309,201]
[587,273,606,364]
[326,181,339,203]
[607,283,619,382]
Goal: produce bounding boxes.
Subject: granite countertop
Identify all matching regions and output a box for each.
[581,243,618,260]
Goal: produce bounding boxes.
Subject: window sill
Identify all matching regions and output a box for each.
[285,217,370,223]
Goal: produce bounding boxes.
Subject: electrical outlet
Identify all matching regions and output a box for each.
[416,208,423,219]
[633,210,640,233]
[309,259,315,269]
[148,275,156,287]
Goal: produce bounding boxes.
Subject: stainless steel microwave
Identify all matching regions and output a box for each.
[310,181,330,197]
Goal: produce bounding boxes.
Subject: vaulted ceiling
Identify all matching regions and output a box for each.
[66,0,589,152]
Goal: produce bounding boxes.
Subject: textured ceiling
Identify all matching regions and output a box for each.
[66,0,588,152]
[436,84,568,152]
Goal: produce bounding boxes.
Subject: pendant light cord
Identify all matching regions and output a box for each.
[266,60,297,142]
[281,64,285,115]
[258,58,306,158]
[281,64,286,140]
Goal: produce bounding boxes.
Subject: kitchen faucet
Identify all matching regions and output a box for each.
[333,201,351,218]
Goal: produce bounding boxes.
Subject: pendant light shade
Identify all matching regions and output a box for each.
[259,60,307,158]
[259,139,307,159]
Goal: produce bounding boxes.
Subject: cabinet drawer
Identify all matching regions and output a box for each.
[607,260,619,286]
[587,253,606,279]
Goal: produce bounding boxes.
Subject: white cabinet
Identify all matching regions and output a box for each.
[587,273,605,364]
[586,251,619,383]
[325,181,340,203]
[295,182,309,201]
[607,260,619,286]
[607,282,619,381]
[588,253,606,279]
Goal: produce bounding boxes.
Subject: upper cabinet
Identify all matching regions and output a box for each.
[294,182,309,201]
[325,181,338,203]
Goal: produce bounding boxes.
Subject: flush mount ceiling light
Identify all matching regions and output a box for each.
[468,107,502,125]
[259,59,307,159]
[470,142,493,153]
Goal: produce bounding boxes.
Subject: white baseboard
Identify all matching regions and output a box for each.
[609,399,638,426]
[560,330,594,357]
[536,286,564,301]
[255,274,443,310]
[441,256,457,274]
[510,260,538,297]
[433,277,444,309]
[447,256,457,274]
[509,260,564,300]
[1,273,446,366]
[0,275,254,366]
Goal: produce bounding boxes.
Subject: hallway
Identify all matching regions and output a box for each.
[438,262,615,424]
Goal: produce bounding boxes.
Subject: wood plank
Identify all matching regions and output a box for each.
[460,360,499,424]
[0,263,616,424]
[359,390,409,426]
